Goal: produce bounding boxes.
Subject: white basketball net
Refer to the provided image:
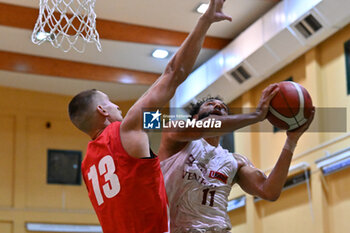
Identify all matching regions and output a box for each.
[32,0,102,53]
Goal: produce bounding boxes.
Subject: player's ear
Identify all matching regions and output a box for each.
[97,105,109,117]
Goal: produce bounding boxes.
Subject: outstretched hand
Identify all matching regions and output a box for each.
[255,83,279,121]
[287,106,315,143]
[203,0,232,23]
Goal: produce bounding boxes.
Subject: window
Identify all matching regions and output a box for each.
[47,149,82,185]
[344,40,350,95]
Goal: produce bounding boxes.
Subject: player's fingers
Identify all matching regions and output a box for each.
[263,84,279,102]
[216,14,232,22]
[263,83,278,96]
[297,107,315,132]
[307,107,316,124]
[269,86,279,99]
[268,83,279,92]
[223,15,232,21]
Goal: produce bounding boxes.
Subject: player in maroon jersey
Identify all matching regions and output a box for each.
[68,1,232,232]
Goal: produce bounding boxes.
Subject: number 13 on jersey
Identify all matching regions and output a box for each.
[88,155,120,205]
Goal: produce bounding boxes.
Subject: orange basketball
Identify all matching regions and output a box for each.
[267,81,313,130]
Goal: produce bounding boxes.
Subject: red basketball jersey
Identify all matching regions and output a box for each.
[81,121,169,233]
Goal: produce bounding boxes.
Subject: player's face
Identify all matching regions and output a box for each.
[196,99,229,120]
[97,91,123,122]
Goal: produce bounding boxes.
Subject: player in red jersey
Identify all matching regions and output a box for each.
[68,1,232,232]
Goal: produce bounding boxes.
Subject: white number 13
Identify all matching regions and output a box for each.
[87,155,120,206]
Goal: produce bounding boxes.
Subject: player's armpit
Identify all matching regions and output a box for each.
[119,128,151,159]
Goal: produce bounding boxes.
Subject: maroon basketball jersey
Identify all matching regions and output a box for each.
[81,121,169,233]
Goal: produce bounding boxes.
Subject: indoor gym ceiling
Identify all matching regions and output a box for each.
[0,0,279,100]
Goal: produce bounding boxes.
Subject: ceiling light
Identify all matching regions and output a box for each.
[36,31,50,41]
[26,223,102,232]
[196,3,209,14]
[152,49,169,59]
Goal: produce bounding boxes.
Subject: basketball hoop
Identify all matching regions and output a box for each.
[32,0,102,53]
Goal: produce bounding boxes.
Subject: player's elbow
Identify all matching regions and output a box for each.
[257,185,281,201]
[267,194,280,202]
[164,57,187,85]
[262,191,281,202]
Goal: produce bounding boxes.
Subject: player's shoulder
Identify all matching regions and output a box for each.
[232,153,252,167]
[232,152,245,159]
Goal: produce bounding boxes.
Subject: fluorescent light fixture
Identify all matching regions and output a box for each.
[152,49,169,59]
[196,3,209,14]
[227,195,246,212]
[36,32,50,41]
[322,157,350,175]
[315,147,350,175]
[26,223,102,232]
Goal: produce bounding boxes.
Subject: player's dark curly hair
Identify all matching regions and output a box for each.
[188,96,229,119]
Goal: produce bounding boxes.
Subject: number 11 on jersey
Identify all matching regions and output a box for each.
[88,155,120,205]
[202,188,216,207]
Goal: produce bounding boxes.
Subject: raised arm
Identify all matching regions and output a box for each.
[235,108,315,201]
[123,0,232,131]
[163,83,279,142]
[119,0,231,158]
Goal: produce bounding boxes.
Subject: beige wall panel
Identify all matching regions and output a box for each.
[327,169,350,233]
[234,92,255,163]
[225,22,350,233]
[0,86,137,230]
[25,116,92,210]
[319,24,350,108]
[258,131,285,170]
[114,99,136,116]
[229,207,247,233]
[258,184,313,233]
[0,115,15,207]
[228,186,245,200]
[0,87,71,115]
[318,24,350,139]
[0,221,13,233]
[23,210,98,224]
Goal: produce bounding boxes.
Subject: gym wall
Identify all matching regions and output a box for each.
[0,87,136,233]
[227,22,350,233]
